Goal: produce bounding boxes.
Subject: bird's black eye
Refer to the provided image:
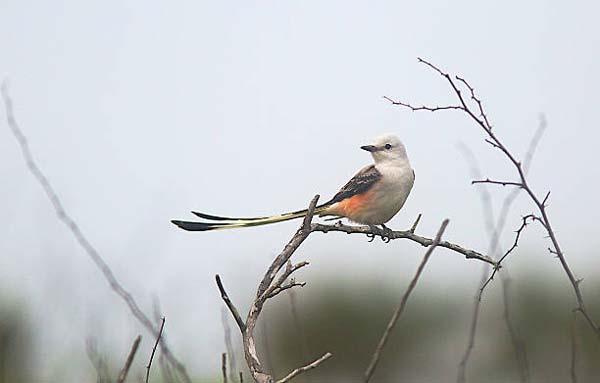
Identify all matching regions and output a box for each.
[385,143,392,150]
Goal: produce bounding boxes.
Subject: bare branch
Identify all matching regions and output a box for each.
[244,196,322,383]
[266,280,307,300]
[0,82,192,383]
[471,179,523,187]
[383,95,462,112]
[152,300,177,383]
[311,222,495,266]
[479,215,534,298]
[216,275,247,332]
[146,317,165,383]
[276,353,333,383]
[363,219,450,383]
[391,59,600,335]
[117,335,142,383]
[262,261,309,300]
[222,353,228,383]
[218,195,333,383]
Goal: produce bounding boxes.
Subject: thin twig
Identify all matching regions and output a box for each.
[152,300,177,383]
[276,353,333,383]
[222,353,228,383]
[471,179,523,187]
[216,275,246,332]
[0,82,192,383]
[478,215,534,298]
[363,219,449,383]
[117,335,142,383]
[146,317,166,383]
[263,261,309,300]
[383,95,463,112]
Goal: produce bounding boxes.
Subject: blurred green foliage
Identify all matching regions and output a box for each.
[0,299,31,383]
[258,273,600,383]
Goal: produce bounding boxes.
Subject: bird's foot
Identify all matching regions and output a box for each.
[380,224,392,243]
[366,225,391,243]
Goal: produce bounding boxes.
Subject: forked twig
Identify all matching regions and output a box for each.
[218,196,332,383]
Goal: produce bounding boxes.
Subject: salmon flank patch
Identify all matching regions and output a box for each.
[331,188,376,217]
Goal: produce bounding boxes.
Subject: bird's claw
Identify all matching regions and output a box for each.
[366,225,392,243]
[380,224,392,243]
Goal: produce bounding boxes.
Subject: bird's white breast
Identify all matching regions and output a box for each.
[350,162,415,225]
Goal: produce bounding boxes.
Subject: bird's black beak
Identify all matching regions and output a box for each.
[361,145,377,152]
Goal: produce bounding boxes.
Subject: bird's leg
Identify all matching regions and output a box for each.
[380,224,392,243]
[366,225,378,242]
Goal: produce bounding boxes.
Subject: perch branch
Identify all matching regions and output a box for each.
[311,222,495,266]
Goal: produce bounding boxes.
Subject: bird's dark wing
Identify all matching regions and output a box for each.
[325,165,381,205]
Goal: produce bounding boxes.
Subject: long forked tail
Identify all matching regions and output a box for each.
[171,205,331,231]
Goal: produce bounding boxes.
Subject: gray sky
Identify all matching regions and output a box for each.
[1,1,599,381]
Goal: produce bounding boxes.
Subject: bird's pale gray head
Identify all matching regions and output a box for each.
[361,133,409,164]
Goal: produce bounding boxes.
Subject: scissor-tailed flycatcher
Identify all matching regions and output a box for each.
[171,133,415,231]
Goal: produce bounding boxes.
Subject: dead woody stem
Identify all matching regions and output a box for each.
[385,57,600,336]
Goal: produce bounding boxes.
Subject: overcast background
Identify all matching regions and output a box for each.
[1,1,599,382]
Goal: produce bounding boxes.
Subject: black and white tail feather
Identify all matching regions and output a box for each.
[171,204,333,232]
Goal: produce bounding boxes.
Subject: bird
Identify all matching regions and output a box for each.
[171,133,415,232]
